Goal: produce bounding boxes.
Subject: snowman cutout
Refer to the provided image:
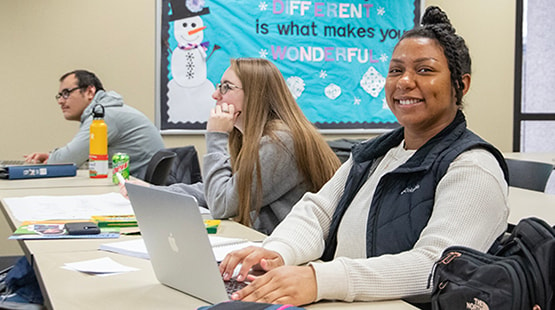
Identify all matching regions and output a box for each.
[167,0,215,124]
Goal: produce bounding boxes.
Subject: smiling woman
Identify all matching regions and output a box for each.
[386,36,467,150]
[217,6,510,307]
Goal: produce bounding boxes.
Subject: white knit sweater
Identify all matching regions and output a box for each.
[263,143,509,303]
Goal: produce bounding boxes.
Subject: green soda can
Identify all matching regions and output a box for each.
[112,153,130,184]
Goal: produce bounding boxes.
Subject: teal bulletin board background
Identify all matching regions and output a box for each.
[158,0,420,131]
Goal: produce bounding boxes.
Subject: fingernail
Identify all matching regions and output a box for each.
[223,272,229,280]
[231,293,239,300]
[237,274,244,281]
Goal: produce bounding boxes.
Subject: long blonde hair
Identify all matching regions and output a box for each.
[227,58,341,227]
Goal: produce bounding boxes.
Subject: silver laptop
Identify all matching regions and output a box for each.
[125,182,246,304]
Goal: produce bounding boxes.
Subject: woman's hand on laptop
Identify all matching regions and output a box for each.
[219,246,284,282]
[232,265,317,306]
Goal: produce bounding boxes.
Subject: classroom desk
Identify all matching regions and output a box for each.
[0,185,417,310]
[503,152,555,165]
[0,169,117,190]
[2,182,555,309]
[32,249,416,310]
[508,187,555,225]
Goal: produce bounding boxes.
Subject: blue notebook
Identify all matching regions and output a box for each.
[0,163,77,180]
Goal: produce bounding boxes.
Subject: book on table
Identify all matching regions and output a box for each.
[9,220,120,240]
[91,215,138,228]
[90,216,221,233]
[0,163,77,180]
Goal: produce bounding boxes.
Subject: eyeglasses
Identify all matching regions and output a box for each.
[55,86,82,100]
[216,82,242,95]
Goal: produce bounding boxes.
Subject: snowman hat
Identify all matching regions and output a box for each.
[169,0,210,21]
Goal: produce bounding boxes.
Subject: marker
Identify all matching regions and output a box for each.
[116,172,126,185]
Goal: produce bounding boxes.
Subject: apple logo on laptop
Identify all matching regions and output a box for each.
[168,233,179,252]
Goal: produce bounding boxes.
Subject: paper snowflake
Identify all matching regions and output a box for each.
[259,1,268,11]
[360,66,386,98]
[382,98,390,109]
[319,70,327,79]
[259,49,268,58]
[286,76,305,99]
[354,97,361,105]
[380,53,389,63]
[377,7,386,16]
[325,84,341,100]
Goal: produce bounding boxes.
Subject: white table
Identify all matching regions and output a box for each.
[0,185,417,310]
[508,187,555,225]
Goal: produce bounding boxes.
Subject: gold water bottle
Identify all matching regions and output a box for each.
[89,104,108,178]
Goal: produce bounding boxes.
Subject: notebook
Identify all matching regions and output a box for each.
[0,163,77,179]
[125,182,248,304]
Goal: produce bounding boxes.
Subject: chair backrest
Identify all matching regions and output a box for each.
[326,138,365,163]
[505,158,554,192]
[144,150,177,185]
[164,146,202,185]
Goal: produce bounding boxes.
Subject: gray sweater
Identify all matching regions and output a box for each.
[165,130,307,235]
[47,90,165,179]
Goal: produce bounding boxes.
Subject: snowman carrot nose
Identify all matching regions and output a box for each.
[188,26,207,35]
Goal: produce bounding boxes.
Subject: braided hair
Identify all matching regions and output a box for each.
[397,6,470,106]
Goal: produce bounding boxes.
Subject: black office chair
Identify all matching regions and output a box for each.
[505,158,554,192]
[326,138,366,163]
[163,145,202,185]
[143,150,177,185]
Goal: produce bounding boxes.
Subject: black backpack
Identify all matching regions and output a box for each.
[430,217,555,310]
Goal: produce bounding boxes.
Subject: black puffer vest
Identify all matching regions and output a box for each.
[321,111,509,261]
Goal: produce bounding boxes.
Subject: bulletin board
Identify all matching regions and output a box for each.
[156,0,420,133]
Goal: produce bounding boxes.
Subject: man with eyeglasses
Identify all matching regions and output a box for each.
[2,70,166,308]
[24,70,165,180]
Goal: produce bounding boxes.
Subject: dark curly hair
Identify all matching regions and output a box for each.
[396,6,470,106]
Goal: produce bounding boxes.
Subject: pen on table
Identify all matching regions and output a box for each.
[116,172,126,185]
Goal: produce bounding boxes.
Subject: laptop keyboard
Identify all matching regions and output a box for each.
[0,160,26,166]
[217,262,253,297]
[224,279,248,297]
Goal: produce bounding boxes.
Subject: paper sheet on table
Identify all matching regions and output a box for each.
[99,236,260,261]
[63,257,139,275]
[4,193,132,221]
[3,192,210,222]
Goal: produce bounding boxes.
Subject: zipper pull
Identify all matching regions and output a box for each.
[427,251,461,289]
[440,251,462,265]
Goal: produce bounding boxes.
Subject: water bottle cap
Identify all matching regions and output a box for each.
[92,104,105,118]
